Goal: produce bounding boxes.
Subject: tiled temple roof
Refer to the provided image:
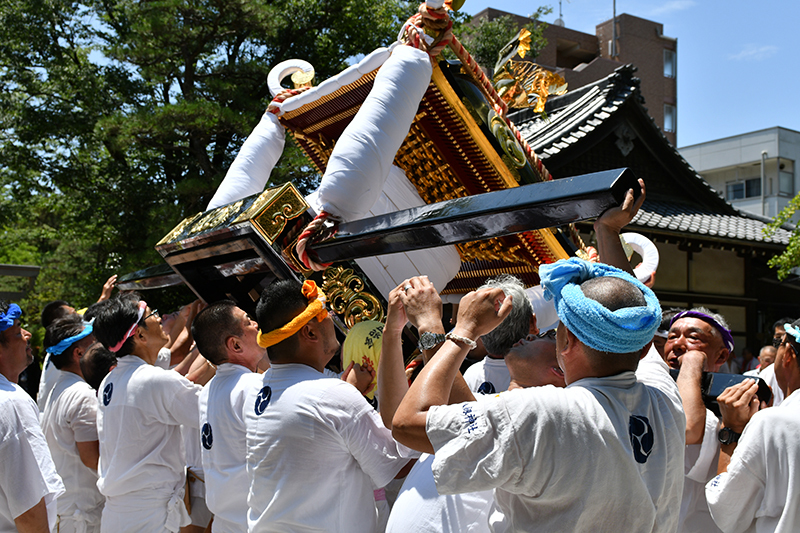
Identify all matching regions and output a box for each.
[509,65,792,247]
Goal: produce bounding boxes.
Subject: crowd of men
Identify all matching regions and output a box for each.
[1,181,798,533]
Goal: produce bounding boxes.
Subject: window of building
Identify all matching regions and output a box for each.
[727,182,744,200]
[664,49,677,78]
[746,178,761,197]
[664,104,676,133]
[780,171,793,195]
[779,159,794,196]
[726,178,761,200]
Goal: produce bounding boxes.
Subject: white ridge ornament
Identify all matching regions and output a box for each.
[621,232,659,283]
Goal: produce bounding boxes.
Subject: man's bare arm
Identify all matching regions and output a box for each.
[76,439,99,471]
[393,287,512,453]
[716,379,760,474]
[402,277,476,409]
[677,350,709,445]
[378,283,410,429]
[168,300,202,364]
[594,178,646,275]
[97,274,117,303]
[184,351,216,385]
[14,497,49,533]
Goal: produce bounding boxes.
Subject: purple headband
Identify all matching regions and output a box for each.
[669,310,735,353]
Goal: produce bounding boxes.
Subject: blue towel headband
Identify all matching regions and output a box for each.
[46,319,95,356]
[784,323,800,345]
[0,303,22,333]
[539,258,661,354]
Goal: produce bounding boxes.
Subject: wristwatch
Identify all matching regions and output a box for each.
[418,331,446,351]
[718,427,741,445]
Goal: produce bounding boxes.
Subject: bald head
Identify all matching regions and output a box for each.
[579,276,646,312]
[573,276,650,373]
[505,335,564,390]
[759,345,776,369]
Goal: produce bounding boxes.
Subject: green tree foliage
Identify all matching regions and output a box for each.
[457,6,551,72]
[764,196,800,280]
[0,0,411,323]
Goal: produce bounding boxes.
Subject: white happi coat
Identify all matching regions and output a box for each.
[41,371,104,531]
[463,357,511,396]
[386,452,493,533]
[0,373,64,531]
[199,363,262,533]
[706,389,800,533]
[427,349,686,533]
[680,408,722,533]
[37,352,61,411]
[245,363,417,533]
[96,355,201,532]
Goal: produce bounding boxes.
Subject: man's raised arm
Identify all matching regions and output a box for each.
[677,350,711,445]
[595,178,646,275]
[392,287,512,453]
[377,283,411,429]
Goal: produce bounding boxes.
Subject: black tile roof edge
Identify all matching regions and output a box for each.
[509,64,797,239]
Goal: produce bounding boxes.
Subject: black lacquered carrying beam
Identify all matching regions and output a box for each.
[308,168,641,263]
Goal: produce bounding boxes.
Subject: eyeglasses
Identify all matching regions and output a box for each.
[773,335,785,348]
[144,308,159,321]
[537,329,556,340]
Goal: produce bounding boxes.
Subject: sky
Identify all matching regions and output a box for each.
[462,0,800,148]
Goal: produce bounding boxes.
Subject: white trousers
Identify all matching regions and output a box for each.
[100,487,190,533]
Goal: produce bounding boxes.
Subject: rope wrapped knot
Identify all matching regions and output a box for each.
[539,258,661,354]
[400,2,453,57]
[295,211,339,271]
[267,86,311,116]
[257,280,329,348]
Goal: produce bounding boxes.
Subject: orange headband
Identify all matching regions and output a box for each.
[257,280,329,348]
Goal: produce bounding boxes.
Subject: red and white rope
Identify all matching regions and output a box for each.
[295,211,338,271]
[268,86,311,116]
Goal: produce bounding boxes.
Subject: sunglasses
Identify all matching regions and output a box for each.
[537,329,556,340]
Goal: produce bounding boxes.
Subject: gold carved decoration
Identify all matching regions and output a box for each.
[322,266,385,328]
[157,211,203,246]
[243,183,308,245]
[193,199,247,234]
[430,65,520,190]
[494,29,568,113]
[281,235,314,277]
[291,68,315,89]
[157,200,246,247]
[159,183,308,247]
[457,238,522,264]
[394,81,561,266]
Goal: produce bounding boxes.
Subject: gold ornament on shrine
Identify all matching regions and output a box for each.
[493,29,568,114]
[321,266,385,328]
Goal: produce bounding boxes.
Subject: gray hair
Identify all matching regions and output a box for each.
[689,306,730,341]
[478,275,532,356]
[690,307,729,329]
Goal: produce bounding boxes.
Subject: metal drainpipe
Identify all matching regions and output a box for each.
[612,0,617,58]
[761,150,768,216]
